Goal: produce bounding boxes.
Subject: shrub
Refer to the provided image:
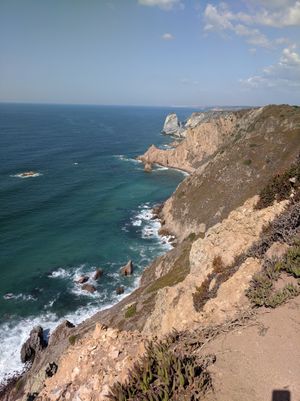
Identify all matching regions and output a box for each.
[243,159,252,166]
[255,156,300,209]
[246,243,300,308]
[68,335,77,346]
[107,338,212,401]
[212,256,225,274]
[192,277,212,312]
[125,304,137,319]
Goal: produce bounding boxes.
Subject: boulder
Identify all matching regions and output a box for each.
[82,283,97,293]
[162,113,182,136]
[20,325,47,364]
[265,242,289,261]
[75,275,89,284]
[116,286,125,295]
[48,320,75,346]
[120,260,133,276]
[93,268,103,280]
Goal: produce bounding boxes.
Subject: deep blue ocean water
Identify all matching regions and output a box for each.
[0,103,197,382]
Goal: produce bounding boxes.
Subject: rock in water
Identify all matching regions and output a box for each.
[162,113,182,136]
[93,268,103,280]
[82,283,97,293]
[20,325,47,363]
[120,260,133,276]
[116,286,125,295]
[75,275,89,284]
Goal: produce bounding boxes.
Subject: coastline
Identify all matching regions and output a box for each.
[0,163,186,388]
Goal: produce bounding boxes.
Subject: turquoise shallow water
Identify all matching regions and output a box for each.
[0,103,197,382]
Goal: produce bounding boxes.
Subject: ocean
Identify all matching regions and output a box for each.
[0,103,197,383]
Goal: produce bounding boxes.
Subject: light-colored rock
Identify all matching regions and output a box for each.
[144,162,152,172]
[38,325,147,401]
[142,196,287,336]
[120,260,133,276]
[162,113,182,136]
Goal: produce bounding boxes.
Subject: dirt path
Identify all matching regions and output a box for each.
[204,295,300,401]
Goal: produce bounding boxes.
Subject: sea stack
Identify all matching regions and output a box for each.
[162,113,182,136]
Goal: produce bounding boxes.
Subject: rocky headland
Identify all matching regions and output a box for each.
[1,104,300,401]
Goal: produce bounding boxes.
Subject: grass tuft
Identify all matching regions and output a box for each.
[125,304,137,319]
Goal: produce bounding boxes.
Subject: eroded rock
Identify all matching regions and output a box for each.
[120,260,133,276]
[93,268,103,280]
[21,326,47,364]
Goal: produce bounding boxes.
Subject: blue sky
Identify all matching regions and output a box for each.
[0,0,299,106]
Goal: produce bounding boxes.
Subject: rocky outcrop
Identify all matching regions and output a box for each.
[20,326,47,364]
[142,196,287,336]
[37,325,147,401]
[162,113,183,136]
[120,260,133,276]
[93,268,103,280]
[157,105,300,240]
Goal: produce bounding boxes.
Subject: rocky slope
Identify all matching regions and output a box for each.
[1,104,300,401]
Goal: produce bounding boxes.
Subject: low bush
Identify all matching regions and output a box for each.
[68,335,77,346]
[107,337,212,401]
[246,244,300,308]
[125,304,137,319]
[255,156,300,209]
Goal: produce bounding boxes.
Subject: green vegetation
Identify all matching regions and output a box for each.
[276,245,300,277]
[125,304,137,319]
[68,335,78,346]
[255,156,300,209]
[243,159,252,166]
[246,244,300,308]
[107,336,212,401]
[147,241,192,294]
[192,277,212,312]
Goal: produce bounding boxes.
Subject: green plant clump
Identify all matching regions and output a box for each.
[125,304,137,319]
[246,244,300,308]
[255,157,300,209]
[68,335,77,346]
[107,338,211,401]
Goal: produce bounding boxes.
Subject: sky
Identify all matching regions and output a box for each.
[0,0,300,106]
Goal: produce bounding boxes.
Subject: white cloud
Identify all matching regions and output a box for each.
[162,32,175,40]
[204,4,272,48]
[241,45,300,88]
[138,0,183,10]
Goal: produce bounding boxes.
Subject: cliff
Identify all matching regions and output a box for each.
[2,105,300,401]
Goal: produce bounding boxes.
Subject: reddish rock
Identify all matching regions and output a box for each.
[93,268,103,280]
[120,260,133,276]
[82,284,97,293]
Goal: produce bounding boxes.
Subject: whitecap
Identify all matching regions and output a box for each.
[114,155,142,164]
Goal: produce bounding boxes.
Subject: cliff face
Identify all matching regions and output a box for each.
[156,105,300,240]
[3,105,300,401]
